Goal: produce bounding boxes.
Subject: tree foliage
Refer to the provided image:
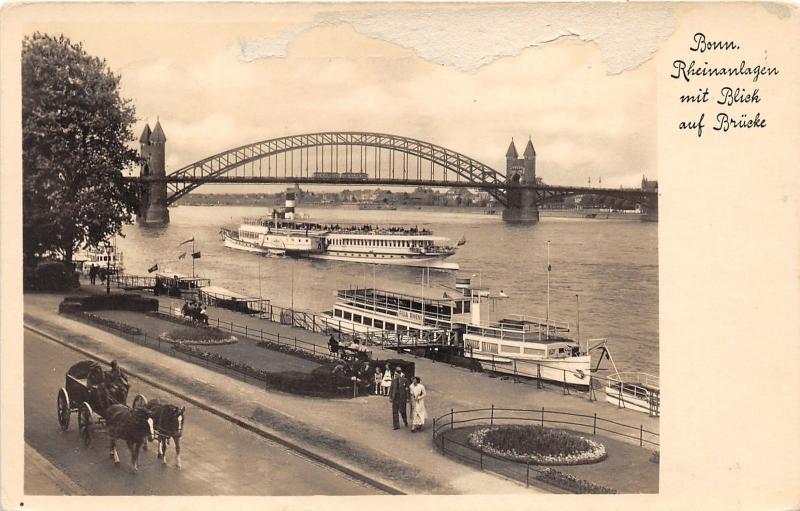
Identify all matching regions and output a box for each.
[22,32,139,264]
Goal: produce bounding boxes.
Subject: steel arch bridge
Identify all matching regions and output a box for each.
[134,126,657,225]
[162,132,512,207]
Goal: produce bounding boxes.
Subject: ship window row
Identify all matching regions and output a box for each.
[241,231,259,239]
[335,308,423,333]
[331,239,432,248]
[341,297,467,318]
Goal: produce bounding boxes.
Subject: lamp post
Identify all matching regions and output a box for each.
[106,247,111,295]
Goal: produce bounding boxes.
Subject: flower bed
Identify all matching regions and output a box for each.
[159,325,237,346]
[468,425,607,466]
[78,312,143,335]
[537,468,617,494]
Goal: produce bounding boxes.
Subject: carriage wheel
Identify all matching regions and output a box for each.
[78,402,93,447]
[57,388,70,431]
[132,394,148,410]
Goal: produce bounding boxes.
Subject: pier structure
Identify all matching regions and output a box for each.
[130,122,657,226]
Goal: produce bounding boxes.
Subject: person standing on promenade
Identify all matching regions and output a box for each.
[381,365,392,396]
[389,367,409,430]
[373,366,383,395]
[409,376,427,432]
[89,264,97,285]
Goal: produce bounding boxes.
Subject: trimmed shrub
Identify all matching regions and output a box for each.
[28,261,80,292]
[58,294,158,313]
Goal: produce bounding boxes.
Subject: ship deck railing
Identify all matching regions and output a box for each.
[240,217,433,236]
[462,318,572,343]
[608,372,660,393]
[337,288,465,324]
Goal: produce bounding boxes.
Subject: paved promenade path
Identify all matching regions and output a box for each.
[25,287,659,494]
[24,328,376,496]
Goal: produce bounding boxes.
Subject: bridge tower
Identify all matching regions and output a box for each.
[137,121,170,225]
[502,137,539,223]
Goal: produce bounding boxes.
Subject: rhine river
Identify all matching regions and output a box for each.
[117,206,659,376]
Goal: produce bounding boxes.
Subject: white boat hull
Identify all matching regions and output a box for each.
[466,353,592,387]
[308,252,459,270]
[605,384,660,416]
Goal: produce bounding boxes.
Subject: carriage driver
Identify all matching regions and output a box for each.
[108,360,128,388]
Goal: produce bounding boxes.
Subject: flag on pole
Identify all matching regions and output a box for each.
[179,237,194,246]
[178,252,186,260]
[147,263,158,273]
[191,251,201,259]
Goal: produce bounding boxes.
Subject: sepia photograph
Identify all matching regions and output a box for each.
[1,1,798,509]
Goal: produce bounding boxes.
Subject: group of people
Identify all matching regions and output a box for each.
[87,264,107,285]
[374,365,427,432]
[181,300,209,325]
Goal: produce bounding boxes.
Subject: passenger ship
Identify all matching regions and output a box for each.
[221,194,459,270]
[320,276,594,387]
[73,244,124,275]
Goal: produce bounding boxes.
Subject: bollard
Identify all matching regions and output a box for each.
[491,404,494,425]
[260,328,263,341]
[294,337,297,348]
[278,332,281,344]
[593,413,597,435]
[245,325,248,337]
[450,408,454,430]
[640,425,643,447]
[541,407,545,427]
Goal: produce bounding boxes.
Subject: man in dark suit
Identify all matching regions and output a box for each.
[389,367,409,430]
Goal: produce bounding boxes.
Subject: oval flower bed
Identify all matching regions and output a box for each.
[159,325,237,346]
[468,425,607,466]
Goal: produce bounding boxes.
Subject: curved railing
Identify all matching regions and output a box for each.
[430,406,659,491]
[432,406,659,449]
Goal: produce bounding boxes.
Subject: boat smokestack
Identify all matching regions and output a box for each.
[471,291,482,324]
[455,276,471,297]
[285,192,296,220]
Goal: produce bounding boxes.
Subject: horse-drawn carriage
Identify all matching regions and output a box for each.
[56,360,185,470]
[57,360,143,446]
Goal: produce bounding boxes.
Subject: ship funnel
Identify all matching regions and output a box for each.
[455,276,471,296]
[285,192,295,220]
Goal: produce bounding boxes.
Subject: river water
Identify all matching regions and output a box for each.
[116,206,659,376]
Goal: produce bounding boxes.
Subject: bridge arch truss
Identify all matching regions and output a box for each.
[164,132,510,206]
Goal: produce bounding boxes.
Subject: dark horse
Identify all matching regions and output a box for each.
[140,398,186,469]
[103,405,154,473]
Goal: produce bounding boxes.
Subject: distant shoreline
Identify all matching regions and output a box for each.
[177,202,645,220]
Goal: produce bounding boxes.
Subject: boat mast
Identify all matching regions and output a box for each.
[546,240,551,340]
[576,294,581,351]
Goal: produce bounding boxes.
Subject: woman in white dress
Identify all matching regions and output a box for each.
[380,365,392,396]
[409,376,427,432]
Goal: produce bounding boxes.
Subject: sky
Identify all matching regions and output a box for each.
[33,4,657,192]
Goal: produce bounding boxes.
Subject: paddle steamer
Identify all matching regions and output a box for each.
[221,194,459,269]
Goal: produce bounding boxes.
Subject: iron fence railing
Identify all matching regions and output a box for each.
[66,308,366,398]
[156,303,336,361]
